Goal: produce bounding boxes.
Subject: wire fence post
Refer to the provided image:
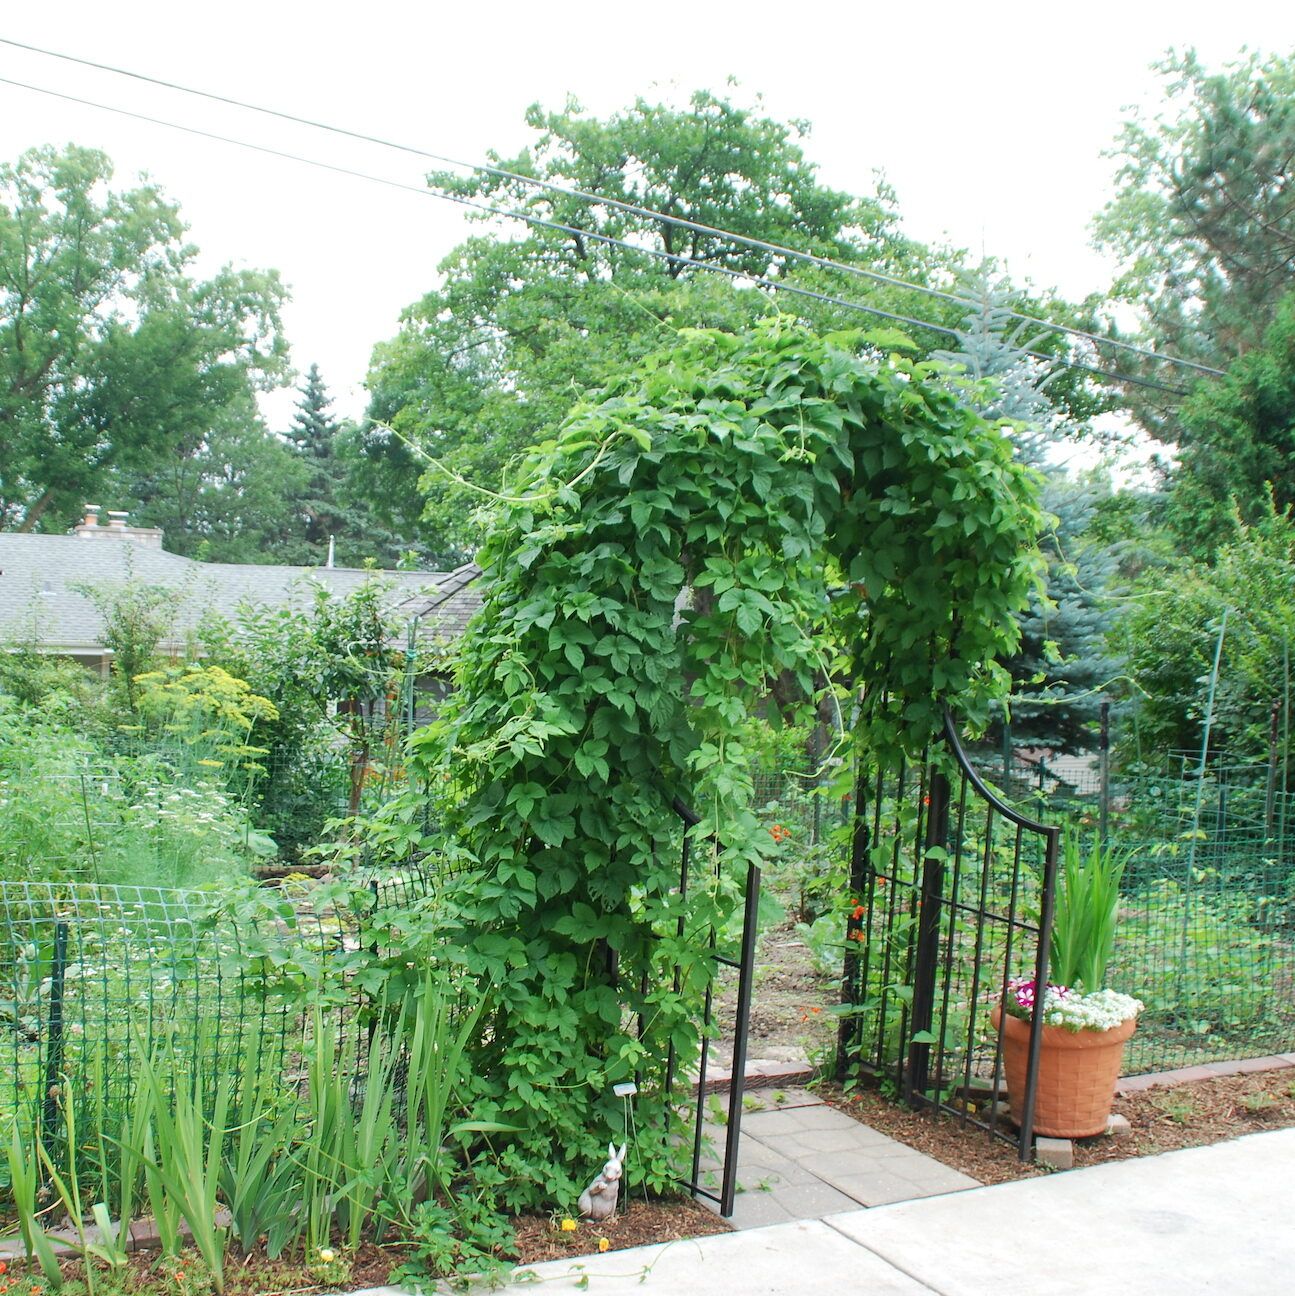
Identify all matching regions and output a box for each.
[1099,699,1111,846]
[40,919,70,1157]
[1265,699,1280,838]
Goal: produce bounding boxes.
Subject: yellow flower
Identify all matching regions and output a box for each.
[560,1218,578,1233]
[318,1248,335,1264]
[598,1237,610,1253]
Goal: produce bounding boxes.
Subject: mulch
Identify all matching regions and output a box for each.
[511,1196,731,1265]
[1,1243,402,1296]
[824,1067,1295,1184]
[0,1199,730,1294]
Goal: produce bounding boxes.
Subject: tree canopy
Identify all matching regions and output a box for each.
[1096,48,1295,429]
[0,145,288,534]
[935,277,1118,752]
[361,90,976,562]
[1166,293,1295,554]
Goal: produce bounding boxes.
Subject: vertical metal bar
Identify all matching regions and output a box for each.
[636,967,649,1094]
[933,773,969,1114]
[836,753,872,1081]
[877,760,906,1078]
[1018,825,1061,1160]
[965,804,997,1125]
[720,863,761,1217]
[994,821,1024,1143]
[663,820,691,1105]
[906,767,950,1105]
[690,953,715,1190]
[686,818,716,1196]
[893,757,928,1092]
[41,920,70,1156]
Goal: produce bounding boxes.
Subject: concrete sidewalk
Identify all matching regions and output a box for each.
[450,1128,1295,1294]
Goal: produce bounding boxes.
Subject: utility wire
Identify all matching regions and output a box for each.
[0,72,1191,398]
[0,33,1225,381]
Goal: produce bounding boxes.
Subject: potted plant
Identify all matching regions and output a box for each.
[991,830,1143,1138]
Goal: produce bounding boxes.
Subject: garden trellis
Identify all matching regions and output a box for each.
[417,318,1054,1190]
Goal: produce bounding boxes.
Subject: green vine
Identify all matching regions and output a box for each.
[411,320,1044,1208]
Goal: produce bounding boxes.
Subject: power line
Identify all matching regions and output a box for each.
[0,72,1191,398]
[0,33,1225,381]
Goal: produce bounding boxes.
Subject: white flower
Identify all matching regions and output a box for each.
[1035,985,1143,1032]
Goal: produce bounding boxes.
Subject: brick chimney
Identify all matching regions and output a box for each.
[74,505,164,548]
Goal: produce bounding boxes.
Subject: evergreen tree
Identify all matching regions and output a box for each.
[284,364,425,569]
[288,363,345,557]
[937,277,1118,753]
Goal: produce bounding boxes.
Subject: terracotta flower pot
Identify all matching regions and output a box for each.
[991,1003,1136,1138]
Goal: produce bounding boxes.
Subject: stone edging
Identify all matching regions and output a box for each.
[1117,1052,1295,1094]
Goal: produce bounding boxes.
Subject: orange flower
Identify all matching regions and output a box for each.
[852,904,865,920]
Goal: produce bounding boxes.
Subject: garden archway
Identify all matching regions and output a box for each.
[422,320,1046,1209]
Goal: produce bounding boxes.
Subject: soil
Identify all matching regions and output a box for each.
[510,1196,731,1265]
[1,1243,401,1296]
[0,1199,729,1295]
[713,917,839,1066]
[826,1068,1295,1185]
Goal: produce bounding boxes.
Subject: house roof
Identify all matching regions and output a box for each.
[397,562,484,648]
[0,534,483,655]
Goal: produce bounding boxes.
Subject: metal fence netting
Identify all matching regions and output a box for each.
[0,868,434,1168]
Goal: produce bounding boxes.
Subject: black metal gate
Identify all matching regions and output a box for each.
[837,711,1059,1158]
[663,798,760,1217]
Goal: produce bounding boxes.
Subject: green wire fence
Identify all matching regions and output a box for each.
[0,867,433,1182]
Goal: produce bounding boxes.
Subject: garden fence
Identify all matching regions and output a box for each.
[0,867,432,1162]
[970,739,1295,1074]
[745,729,1295,1079]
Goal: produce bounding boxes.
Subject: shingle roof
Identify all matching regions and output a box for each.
[397,561,484,648]
[0,535,482,653]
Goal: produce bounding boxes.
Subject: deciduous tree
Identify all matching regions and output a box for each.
[362,90,963,561]
[1095,48,1295,433]
[0,145,288,533]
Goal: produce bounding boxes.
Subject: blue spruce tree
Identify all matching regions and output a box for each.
[937,277,1118,754]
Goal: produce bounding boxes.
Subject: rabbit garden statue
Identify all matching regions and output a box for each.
[578,1142,627,1220]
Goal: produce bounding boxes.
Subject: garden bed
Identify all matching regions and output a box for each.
[0,1197,730,1296]
[825,1067,1295,1184]
[510,1196,730,1264]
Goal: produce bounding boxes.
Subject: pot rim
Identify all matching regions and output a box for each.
[991,1001,1138,1048]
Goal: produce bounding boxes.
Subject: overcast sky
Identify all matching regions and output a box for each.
[2,2,1293,429]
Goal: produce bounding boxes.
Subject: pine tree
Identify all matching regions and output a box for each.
[283,365,425,569]
[288,363,343,554]
[937,277,1118,753]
